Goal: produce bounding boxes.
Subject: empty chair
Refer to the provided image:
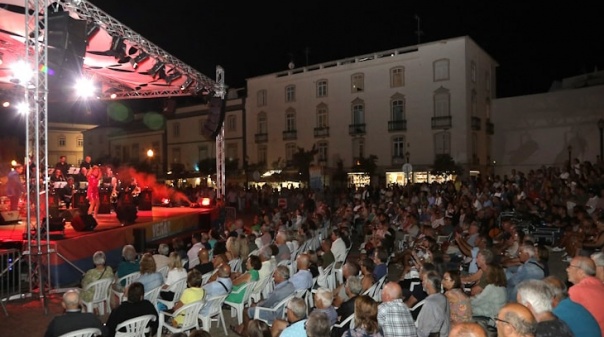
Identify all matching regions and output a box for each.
[80,278,113,316]
[156,300,204,337]
[223,281,257,325]
[114,314,156,337]
[197,293,229,334]
[58,328,103,337]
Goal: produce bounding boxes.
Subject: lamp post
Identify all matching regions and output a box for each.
[598,119,604,161]
[147,149,154,175]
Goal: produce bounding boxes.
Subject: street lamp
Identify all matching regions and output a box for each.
[598,119,604,161]
[147,149,154,174]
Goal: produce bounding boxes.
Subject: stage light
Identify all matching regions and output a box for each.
[75,77,96,98]
[180,76,194,91]
[148,59,165,78]
[109,35,126,58]
[85,23,100,42]
[164,70,182,84]
[10,60,33,86]
[16,102,29,115]
[130,51,149,69]
[2,101,9,108]
[200,198,211,207]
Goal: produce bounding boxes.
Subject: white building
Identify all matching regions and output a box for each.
[245,36,497,186]
[48,122,97,168]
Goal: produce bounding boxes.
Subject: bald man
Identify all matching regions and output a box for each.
[44,289,107,337]
[449,322,487,337]
[496,303,537,337]
[290,253,313,291]
[194,248,214,275]
[201,263,232,315]
[378,282,416,337]
[567,255,604,334]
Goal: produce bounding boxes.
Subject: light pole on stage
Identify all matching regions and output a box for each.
[598,119,604,162]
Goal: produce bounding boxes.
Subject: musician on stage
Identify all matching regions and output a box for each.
[125,178,142,206]
[62,176,76,209]
[50,168,66,183]
[54,155,70,177]
[87,165,101,217]
[102,166,118,212]
[6,164,24,211]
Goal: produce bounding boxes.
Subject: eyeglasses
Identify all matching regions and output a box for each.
[491,317,511,325]
[442,278,453,282]
[568,264,581,269]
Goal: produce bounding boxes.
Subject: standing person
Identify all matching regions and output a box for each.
[44,289,107,337]
[6,164,24,211]
[54,155,70,177]
[80,155,92,170]
[378,282,417,337]
[87,165,101,217]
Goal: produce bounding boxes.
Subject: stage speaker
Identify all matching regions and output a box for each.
[116,204,137,225]
[201,96,226,140]
[98,190,112,214]
[138,189,152,211]
[0,211,20,225]
[60,209,78,222]
[73,191,88,209]
[47,11,87,83]
[133,228,146,253]
[198,212,211,231]
[71,213,97,232]
[41,216,66,234]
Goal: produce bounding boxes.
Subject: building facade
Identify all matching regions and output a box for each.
[48,122,97,168]
[245,36,497,187]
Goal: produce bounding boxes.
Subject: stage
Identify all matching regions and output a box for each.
[0,206,217,288]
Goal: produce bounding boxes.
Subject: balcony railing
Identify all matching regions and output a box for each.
[431,116,452,129]
[471,116,481,131]
[314,127,330,138]
[282,130,297,140]
[388,120,407,132]
[486,119,494,135]
[349,123,366,135]
[254,133,268,143]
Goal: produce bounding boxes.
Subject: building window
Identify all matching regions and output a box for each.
[285,110,296,131]
[226,115,236,132]
[352,137,365,160]
[58,135,66,147]
[226,143,237,161]
[352,100,365,124]
[173,122,180,137]
[471,61,476,83]
[390,67,405,87]
[257,112,267,134]
[434,88,450,117]
[434,131,451,155]
[316,104,328,128]
[257,144,267,164]
[433,59,450,81]
[392,136,406,158]
[285,85,296,102]
[316,79,328,97]
[198,145,208,160]
[351,73,364,92]
[285,143,297,162]
[76,137,83,147]
[317,141,328,162]
[257,89,267,107]
[391,97,405,120]
[172,147,181,163]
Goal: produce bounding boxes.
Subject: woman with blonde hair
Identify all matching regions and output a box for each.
[342,295,384,337]
[86,165,101,217]
[131,253,163,297]
[160,252,188,300]
[225,236,241,261]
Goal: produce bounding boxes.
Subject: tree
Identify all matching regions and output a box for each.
[291,145,318,185]
[431,154,462,176]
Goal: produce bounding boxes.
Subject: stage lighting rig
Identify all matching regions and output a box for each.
[109,35,126,59]
[164,69,182,84]
[130,51,149,69]
[148,59,165,78]
[180,76,194,91]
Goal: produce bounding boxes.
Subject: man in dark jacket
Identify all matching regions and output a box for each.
[44,289,107,337]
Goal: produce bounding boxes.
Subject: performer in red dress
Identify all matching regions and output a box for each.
[87,165,101,217]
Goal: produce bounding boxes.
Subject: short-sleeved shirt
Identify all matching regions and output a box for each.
[378,299,417,337]
[174,287,205,325]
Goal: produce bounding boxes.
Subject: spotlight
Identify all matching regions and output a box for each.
[85,23,100,43]
[148,59,165,78]
[109,35,126,58]
[180,76,194,91]
[130,51,149,69]
[164,70,182,84]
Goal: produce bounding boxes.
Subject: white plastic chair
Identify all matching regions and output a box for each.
[253,294,294,326]
[187,257,199,270]
[317,262,335,290]
[249,275,272,304]
[157,277,187,310]
[228,258,242,274]
[114,314,156,337]
[331,314,355,331]
[156,300,204,337]
[201,271,215,285]
[223,281,257,325]
[80,278,113,316]
[363,275,387,302]
[58,328,102,337]
[197,293,229,334]
[112,272,141,305]
[334,247,351,286]
[144,286,162,305]
[157,265,169,280]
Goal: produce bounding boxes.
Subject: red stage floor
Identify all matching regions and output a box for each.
[0,206,216,287]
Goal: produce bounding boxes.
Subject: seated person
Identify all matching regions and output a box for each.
[172,270,205,326]
[194,249,214,275]
[44,289,107,337]
[105,282,158,337]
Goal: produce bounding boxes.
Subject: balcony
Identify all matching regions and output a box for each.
[282,130,297,140]
[254,133,268,143]
[471,116,481,131]
[431,116,452,129]
[349,123,366,135]
[388,120,407,132]
[314,127,330,138]
[486,119,495,135]
[392,156,405,166]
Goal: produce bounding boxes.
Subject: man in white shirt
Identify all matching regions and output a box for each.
[290,253,313,291]
[330,230,347,263]
[186,233,203,269]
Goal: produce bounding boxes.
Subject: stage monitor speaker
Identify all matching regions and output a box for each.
[0,211,20,225]
[201,96,226,140]
[73,192,88,209]
[71,213,97,232]
[133,228,146,253]
[98,190,112,214]
[47,11,87,83]
[116,205,137,225]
